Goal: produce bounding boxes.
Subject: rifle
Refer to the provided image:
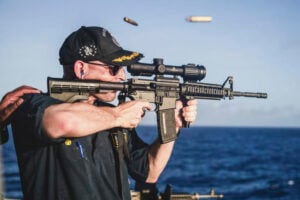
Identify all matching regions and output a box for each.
[47,58,267,143]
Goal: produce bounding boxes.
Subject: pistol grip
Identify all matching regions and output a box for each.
[157,109,177,144]
[183,121,190,128]
[181,97,192,128]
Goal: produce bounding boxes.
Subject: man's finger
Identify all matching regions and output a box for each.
[1,86,40,108]
[11,86,40,97]
[2,98,24,122]
[186,99,197,106]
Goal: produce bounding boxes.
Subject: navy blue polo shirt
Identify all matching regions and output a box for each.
[11,94,149,200]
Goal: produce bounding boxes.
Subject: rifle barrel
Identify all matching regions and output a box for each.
[233,91,268,98]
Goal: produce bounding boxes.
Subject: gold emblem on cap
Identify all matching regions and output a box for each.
[112,52,139,62]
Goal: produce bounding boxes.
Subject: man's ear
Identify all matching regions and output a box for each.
[74,60,89,79]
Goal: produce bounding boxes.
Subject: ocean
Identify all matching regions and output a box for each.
[1,126,300,200]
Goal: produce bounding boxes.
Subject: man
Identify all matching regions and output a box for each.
[11,26,197,200]
[0,86,40,144]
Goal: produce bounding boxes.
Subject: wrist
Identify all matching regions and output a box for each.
[111,107,122,127]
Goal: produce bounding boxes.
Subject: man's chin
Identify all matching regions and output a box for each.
[94,92,117,102]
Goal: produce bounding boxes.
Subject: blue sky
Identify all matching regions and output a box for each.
[0,0,299,127]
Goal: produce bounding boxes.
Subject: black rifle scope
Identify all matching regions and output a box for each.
[127,58,206,82]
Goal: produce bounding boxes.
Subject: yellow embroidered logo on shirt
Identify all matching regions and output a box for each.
[112,52,139,62]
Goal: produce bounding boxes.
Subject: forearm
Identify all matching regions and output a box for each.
[145,99,197,182]
[43,102,119,138]
[145,108,181,183]
[43,100,152,139]
[146,139,175,183]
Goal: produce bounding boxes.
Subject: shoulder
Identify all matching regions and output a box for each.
[23,93,62,106]
[14,93,62,117]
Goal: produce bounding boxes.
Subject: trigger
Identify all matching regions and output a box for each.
[142,108,147,117]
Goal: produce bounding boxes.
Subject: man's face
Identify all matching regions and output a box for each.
[84,61,126,102]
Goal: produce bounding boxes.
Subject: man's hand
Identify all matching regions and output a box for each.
[175,99,198,130]
[114,100,152,128]
[0,85,40,124]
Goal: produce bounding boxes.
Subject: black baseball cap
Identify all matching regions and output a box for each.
[59,26,144,66]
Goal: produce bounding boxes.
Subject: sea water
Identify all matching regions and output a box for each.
[1,126,300,199]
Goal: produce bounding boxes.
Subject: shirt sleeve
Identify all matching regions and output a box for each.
[11,93,64,147]
[126,128,150,182]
